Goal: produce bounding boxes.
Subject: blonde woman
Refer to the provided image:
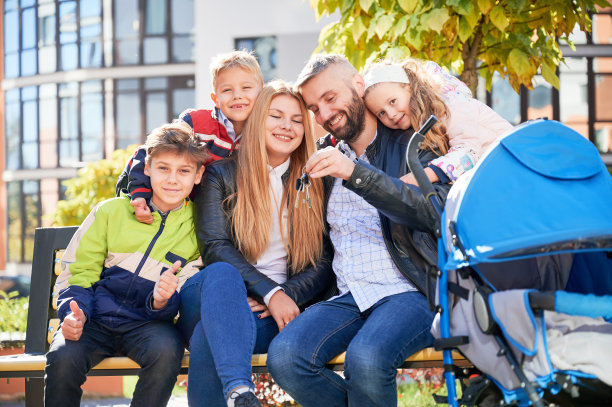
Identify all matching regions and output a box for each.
[177,81,334,407]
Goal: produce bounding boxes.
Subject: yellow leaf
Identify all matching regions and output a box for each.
[508,48,530,77]
[477,0,492,14]
[426,8,450,33]
[540,62,559,89]
[397,0,418,14]
[490,6,509,32]
[359,0,374,13]
[375,14,395,40]
[352,16,367,43]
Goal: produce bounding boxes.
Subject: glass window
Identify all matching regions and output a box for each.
[22,7,36,49]
[171,36,192,62]
[81,80,104,161]
[4,10,19,53]
[490,74,521,125]
[115,0,140,65]
[39,83,59,168]
[59,82,79,167]
[80,0,102,68]
[145,77,168,90]
[59,1,78,70]
[116,79,142,148]
[594,122,612,154]
[5,89,21,170]
[172,88,194,118]
[527,76,553,121]
[144,37,168,64]
[38,3,57,73]
[560,58,588,137]
[23,180,41,262]
[7,182,22,263]
[171,0,193,35]
[235,36,277,82]
[22,86,39,169]
[145,0,166,35]
[146,92,167,133]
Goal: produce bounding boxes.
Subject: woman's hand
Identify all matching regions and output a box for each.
[267,290,300,331]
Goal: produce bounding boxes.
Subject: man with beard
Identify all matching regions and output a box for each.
[267,54,452,407]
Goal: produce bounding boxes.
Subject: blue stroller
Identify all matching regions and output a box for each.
[407,118,612,406]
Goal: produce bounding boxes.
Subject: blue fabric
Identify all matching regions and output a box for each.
[555,291,612,320]
[176,262,279,404]
[267,291,435,407]
[45,319,184,407]
[443,120,612,270]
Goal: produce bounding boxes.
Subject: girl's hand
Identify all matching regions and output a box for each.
[400,167,440,185]
[130,198,154,224]
[267,290,300,331]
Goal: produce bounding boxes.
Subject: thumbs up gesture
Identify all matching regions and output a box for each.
[62,300,87,341]
[153,260,181,310]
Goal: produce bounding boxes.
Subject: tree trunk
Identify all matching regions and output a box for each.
[460,31,482,96]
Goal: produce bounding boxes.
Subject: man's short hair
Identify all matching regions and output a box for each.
[295,54,358,91]
[145,121,209,169]
[209,50,264,90]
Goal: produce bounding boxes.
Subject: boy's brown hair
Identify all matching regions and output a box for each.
[209,50,264,89]
[145,121,209,169]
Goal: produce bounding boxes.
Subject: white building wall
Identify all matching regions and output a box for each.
[193,0,337,107]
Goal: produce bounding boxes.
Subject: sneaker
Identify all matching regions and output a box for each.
[229,390,262,407]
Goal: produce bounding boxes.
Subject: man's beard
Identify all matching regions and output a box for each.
[323,89,366,143]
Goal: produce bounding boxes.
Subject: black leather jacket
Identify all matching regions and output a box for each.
[194,158,335,308]
[319,121,451,296]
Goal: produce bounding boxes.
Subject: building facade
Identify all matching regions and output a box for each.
[1,1,611,276]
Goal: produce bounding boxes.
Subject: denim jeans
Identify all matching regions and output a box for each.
[267,291,435,407]
[177,262,279,406]
[44,319,184,407]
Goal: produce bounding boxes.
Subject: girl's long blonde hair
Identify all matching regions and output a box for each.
[365,59,451,155]
[229,80,325,272]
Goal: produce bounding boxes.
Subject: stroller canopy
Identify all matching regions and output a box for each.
[443,119,612,270]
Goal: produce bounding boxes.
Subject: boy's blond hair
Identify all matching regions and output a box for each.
[209,50,264,89]
[145,121,209,169]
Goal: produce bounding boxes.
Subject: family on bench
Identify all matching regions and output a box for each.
[44,51,510,407]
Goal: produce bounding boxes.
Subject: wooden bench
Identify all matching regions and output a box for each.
[0,226,468,406]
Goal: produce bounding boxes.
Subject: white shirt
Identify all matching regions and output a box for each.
[253,158,290,304]
[327,140,416,312]
[215,107,240,143]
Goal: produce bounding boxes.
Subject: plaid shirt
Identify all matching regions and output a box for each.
[327,140,416,312]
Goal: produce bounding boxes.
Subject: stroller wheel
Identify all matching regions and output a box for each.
[460,375,503,407]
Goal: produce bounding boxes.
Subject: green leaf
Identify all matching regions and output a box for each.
[508,48,530,76]
[458,16,472,42]
[386,46,411,60]
[352,16,367,42]
[425,8,450,33]
[541,61,560,89]
[454,0,474,16]
[375,14,395,39]
[490,5,509,32]
[359,0,374,13]
[506,0,527,11]
[397,0,418,14]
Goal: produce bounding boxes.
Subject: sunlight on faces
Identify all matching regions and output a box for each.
[144,152,204,213]
[300,65,365,143]
[265,94,305,167]
[364,82,413,130]
[211,66,262,129]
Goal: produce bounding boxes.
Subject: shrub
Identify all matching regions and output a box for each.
[0,290,29,345]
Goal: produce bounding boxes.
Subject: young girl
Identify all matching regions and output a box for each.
[177,81,334,407]
[363,59,513,184]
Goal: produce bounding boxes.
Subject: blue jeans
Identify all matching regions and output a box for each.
[267,291,435,407]
[44,319,184,407]
[177,262,279,406]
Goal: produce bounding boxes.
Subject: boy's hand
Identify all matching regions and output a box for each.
[267,291,300,332]
[130,198,154,224]
[62,300,86,341]
[152,261,180,310]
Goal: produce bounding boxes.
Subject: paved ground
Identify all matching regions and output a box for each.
[0,395,189,406]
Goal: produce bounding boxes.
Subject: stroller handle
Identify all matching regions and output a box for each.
[406,115,444,222]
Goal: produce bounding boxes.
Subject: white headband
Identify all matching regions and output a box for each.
[363,64,410,91]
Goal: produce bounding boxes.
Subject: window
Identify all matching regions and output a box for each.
[7,181,41,263]
[235,36,277,82]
